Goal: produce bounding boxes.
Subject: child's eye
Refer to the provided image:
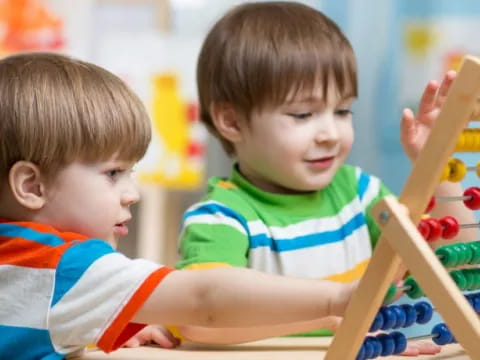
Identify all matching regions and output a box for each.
[287,112,312,120]
[106,168,124,180]
[335,109,353,117]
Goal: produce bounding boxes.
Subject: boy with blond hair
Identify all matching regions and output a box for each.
[176,1,476,354]
[0,52,363,359]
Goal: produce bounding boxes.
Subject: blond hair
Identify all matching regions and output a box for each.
[197,1,357,155]
[0,52,151,183]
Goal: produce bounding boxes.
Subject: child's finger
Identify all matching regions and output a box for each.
[400,108,416,143]
[400,340,441,356]
[435,70,456,107]
[418,81,439,114]
[152,327,181,348]
[122,337,140,348]
[399,342,420,356]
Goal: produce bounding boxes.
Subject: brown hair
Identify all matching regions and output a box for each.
[0,52,151,184]
[197,1,357,155]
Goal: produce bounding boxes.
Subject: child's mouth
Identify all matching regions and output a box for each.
[114,223,129,236]
[305,156,335,170]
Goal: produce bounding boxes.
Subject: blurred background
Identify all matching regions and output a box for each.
[2,0,480,265]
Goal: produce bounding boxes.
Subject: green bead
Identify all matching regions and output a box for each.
[460,243,474,265]
[474,269,480,290]
[383,284,397,304]
[455,243,469,266]
[461,269,476,290]
[450,270,467,290]
[469,242,480,265]
[405,276,423,299]
[436,246,457,268]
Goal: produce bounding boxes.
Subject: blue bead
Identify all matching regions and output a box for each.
[400,304,417,327]
[355,344,366,360]
[390,305,406,328]
[473,294,480,313]
[466,294,475,308]
[391,331,407,354]
[367,337,382,358]
[377,333,395,356]
[380,307,396,330]
[369,311,384,332]
[414,301,433,324]
[432,323,453,345]
[362,338,374,359]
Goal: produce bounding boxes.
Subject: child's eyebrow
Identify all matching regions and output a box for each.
[285,94,356,105]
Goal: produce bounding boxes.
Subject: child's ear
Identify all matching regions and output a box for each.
[210,102,246,143]
[8,161,47,210]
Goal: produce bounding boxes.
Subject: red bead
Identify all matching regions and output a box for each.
[464,187,480,210]
[417,219,430,240]
[425,197,436,213]
[425,218,442,242]
[439,216,459,239]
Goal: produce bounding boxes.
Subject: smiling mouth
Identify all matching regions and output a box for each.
[305,156,335,169]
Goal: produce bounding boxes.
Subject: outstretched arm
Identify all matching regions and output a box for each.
[132,267,356,328]
[401,70,477,246]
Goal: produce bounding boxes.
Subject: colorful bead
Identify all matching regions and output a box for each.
[464,187,480,210]
[425,218,442,242]
[439,216,459,239]
[448,158,467,182]
[432,323,453,345]
[414,301,433,324]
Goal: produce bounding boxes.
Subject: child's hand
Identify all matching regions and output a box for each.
[122,325,181,348]
[400,340,441,356]
[400,70,456,161]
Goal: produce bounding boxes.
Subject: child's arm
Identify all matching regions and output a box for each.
[132,267,356,328]
[177,317,341,344]
[401,70,477,245]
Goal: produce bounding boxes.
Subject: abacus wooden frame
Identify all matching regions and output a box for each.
[325,55,480,360]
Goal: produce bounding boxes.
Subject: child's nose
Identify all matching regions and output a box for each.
[121,183,140,207]
[315,116,339,143]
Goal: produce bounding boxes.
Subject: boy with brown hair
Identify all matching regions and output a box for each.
[176,1,475,354]
[0,51,362,359]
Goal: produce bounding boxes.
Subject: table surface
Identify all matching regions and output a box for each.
[76,337,469,360]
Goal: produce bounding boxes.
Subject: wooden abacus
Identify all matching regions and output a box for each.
[325,55,480,360]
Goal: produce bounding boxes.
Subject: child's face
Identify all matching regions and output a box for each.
[236,86,354,193]
[36,158,139,247]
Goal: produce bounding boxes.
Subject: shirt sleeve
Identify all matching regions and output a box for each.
[48,239,174,353]
[176,201,250,269]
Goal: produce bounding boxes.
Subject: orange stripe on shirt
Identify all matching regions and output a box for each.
[323,259,370,283]
[9,221,89,242]
[97,266,174,352]
[0,236,72,269]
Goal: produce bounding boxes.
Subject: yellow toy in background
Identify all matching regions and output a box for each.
[138,73,206,189]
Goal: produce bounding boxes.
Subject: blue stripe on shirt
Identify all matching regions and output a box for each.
[0,325,64,360]
[52,239,114,306]
[358,171,370,201]
[249,212,366,252]
[0,223,65,247]
[183,202,250,235]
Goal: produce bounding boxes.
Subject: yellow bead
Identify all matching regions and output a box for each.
[440,161,451,182]
[448,158,467,182]
[456,133,466,152]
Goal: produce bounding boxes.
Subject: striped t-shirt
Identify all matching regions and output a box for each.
[177,164,391,283]
[0,220,173,359]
